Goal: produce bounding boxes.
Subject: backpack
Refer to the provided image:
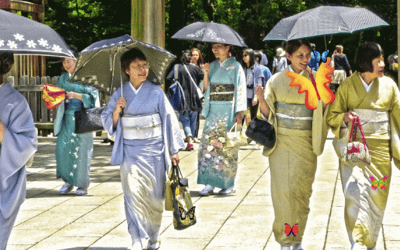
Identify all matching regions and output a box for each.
[167,65,186,111]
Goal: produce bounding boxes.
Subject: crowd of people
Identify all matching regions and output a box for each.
[1,37,399,250]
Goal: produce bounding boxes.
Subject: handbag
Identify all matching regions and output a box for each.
[226,123,248,148]
[75,107,105,134]
[245,117,276,149]
[169,163,196,230]
[341,116,371,165]
[167,65,186,110]
[183,64,204,100]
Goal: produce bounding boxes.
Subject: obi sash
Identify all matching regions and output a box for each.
[210,83,235,101]
[121,113,162,140]
[351,109,390,135]
[275,102,313,130]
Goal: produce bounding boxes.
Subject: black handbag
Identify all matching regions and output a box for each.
[74,107,105,134]
[245,117,276,149]
[170,164,196,230]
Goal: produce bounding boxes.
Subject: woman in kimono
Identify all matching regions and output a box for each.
[198,43,247,196]
[55,49,99,196]
[101,48,184,250]
[0,52,38,249]
[327,42,400,250]
[255,39,328,250]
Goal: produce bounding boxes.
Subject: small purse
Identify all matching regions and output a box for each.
[245,117,276,149]
[75,107,105,134]
[341,116,371,165]
[170,164,196,230]
[226,123,247,148]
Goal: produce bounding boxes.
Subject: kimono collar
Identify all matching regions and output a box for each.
[219,57,236,68]
[288,65,307,76]
[358,73,374,93]
[128,81,144,94]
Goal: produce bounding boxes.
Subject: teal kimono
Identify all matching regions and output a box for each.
[54,73,98,188]
[198,57,247,189]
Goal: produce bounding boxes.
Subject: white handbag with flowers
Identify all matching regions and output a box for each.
[226,123,248,148]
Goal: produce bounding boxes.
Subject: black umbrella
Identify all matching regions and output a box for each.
[264,6,389,41]
[0,9,74,58]
[171,22,247,47]
[70,35,176,96]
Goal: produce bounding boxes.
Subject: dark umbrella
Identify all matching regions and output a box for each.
[0,9,74,58]
[263,6,389,41]
[171,22,247,47]
[70,35,176,96]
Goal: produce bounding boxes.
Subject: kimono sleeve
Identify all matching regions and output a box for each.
[79,85,98,109]
[234,64,247,113]
[158,91,184,155]
[0,97,38,192]
[389,83,400,170]
[101,89,120,136]
[326,79,349,138]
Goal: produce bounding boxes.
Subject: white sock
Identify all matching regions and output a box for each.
[280,246,290,250]
[367,247,376,250]
[351,242,363,250]
[292,243,303,250]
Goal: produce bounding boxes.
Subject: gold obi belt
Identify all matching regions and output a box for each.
[351,109,390,135]
[275,102,313,130]
[210,83,235,101]
[121,113,162,140]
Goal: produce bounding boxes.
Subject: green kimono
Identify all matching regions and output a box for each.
[258,67,328,247]
[55,73,98,189]
[326,72,400,248]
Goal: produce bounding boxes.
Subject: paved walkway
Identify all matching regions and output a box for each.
[7,129,400,250]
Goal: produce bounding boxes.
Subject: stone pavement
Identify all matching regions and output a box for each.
[7,129,400,250]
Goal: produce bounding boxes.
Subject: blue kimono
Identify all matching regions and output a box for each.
[54,73,98,189]
[198,57,247,189]
[101,80,184,249]
[0,82,38,249]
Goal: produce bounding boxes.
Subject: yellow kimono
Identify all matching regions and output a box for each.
[326,72,400,248]
[258,67,328,247]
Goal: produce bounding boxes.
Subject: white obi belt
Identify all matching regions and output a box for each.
[351,109,390,134]
[121,113,162,140]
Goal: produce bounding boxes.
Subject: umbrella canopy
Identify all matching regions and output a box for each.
[0,9,74,58]
[171,22,247,47]
[264,6,389,41]
[70,35,176,95]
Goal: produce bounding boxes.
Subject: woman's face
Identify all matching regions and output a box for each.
[63,58,77,74]
[191,51,199,64]
[370,54,385,79]
[286,45,312,73]
[125,58,149,84]
[243,53,250,65]
[212,43,230,59]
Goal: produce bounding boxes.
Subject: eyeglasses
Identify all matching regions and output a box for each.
[131,63,150,70]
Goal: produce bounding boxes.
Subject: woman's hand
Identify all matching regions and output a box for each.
[234,112,243,124]
[114,96,126,114]
[254,85,264,101]
[171,153,180,166]
[66,92,82,100]
[203,63,210,73]
[343,111,357,124]
[252,96,258,106]
[0,120,5,144]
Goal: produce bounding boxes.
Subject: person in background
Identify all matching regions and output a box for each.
[0,52,38,249]
[255,51,272,85]
[101,48,184,250]
[255,39,328,250]
[331,45,352,93]
[242,48,264,127]
[259,49,269,68]
[198,43,247,196]
[308,43,321,71]
[166,51,204,151]
[272,47,287,74]
[190,48,205,143]
[327,42,400,250]
[55,46,99,196]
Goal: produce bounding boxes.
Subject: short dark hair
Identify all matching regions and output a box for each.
[0,52,14,75]
[355,42,384,73]
[180,51,191,64]
[242,48,255,68]
[254,51,262,63]
[285,39,312,55]
[121,48,147,75]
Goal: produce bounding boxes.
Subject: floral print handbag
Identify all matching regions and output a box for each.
[341,116,371,165]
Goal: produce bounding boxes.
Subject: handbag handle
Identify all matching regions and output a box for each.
[348,116,367,145]
[229,123,238,133]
